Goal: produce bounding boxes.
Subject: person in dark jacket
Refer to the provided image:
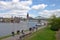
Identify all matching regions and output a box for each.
[11,32,15,36]
[21,30,24,34]
[17,30,20,35]
[29,27,32,31]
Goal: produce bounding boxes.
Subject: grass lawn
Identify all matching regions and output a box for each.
[24,26,56,40]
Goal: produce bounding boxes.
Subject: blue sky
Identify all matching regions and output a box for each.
[30,0,60,17]
[0,0,60,18]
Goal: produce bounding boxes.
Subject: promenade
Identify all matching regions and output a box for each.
[56,30,60,40]
[2,26,46,40]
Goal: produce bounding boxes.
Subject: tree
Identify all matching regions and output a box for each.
[49,15,60,31]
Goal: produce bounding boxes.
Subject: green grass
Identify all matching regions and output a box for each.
[0,34,12,40]
[24,26,56,40]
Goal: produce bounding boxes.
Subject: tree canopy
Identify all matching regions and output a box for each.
[49,15,60,31]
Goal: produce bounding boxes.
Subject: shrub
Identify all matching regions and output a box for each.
[49,15,60,31]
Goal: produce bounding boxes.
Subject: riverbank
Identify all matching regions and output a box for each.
[1,26,46,40]
[0,30,27,40]
[0,33,18,40]
[0,35,11,40]
[24,26,56,40]
[0,26,56,40]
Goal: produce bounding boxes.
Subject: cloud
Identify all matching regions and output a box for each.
[29,14,36,18]
[39,9,60,18]
[20,1,32,6]
[0,13,11,18]
[0,1,8,9]
[12,0,19,2]
[0,0,32,18]
[31,4,48,10]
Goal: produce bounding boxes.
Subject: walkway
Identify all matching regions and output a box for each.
[2,31,31,40]
[2,26,46,40]
[56,30,60,40]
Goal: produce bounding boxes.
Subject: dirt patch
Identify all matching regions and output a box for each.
[56,30,60,40]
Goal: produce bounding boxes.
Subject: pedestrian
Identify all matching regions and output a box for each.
[33,27,35,31]
[17,30,20,35]
[36,26,38,31]
[36,24,37,27]
[29,27,32,31]
[21,30,24,34]
[29,27,33,33]
[11,32,15,36]
[19,36,22,40]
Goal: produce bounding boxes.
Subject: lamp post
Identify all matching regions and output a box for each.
[27,13,30,31]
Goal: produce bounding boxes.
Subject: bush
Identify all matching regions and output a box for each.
[49,15,60,31]
[50,26,59,31]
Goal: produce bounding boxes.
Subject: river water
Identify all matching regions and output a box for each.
[0,20,38,37]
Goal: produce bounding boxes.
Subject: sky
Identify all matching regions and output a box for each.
[0,0,60,18]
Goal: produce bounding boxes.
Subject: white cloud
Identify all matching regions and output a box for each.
[0,13,11,18]
[12,0,19,2]
[0,1,8,9]
[31,4,48,10]
[29,14,35,18]
[20,1,32,6]
[0,0,32,18]
[39,9,60,18]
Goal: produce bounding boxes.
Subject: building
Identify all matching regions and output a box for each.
[0,17,20,23]
[14,17,20,23]
[0,17,3,22]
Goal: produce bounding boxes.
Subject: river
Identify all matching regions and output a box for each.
[0,20,38,37]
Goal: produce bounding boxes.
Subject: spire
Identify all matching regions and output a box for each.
[27,13,29,19]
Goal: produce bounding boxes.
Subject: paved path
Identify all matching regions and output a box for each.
[2,26,46,40]
[56,30,60,40]
[2,31,30,40]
